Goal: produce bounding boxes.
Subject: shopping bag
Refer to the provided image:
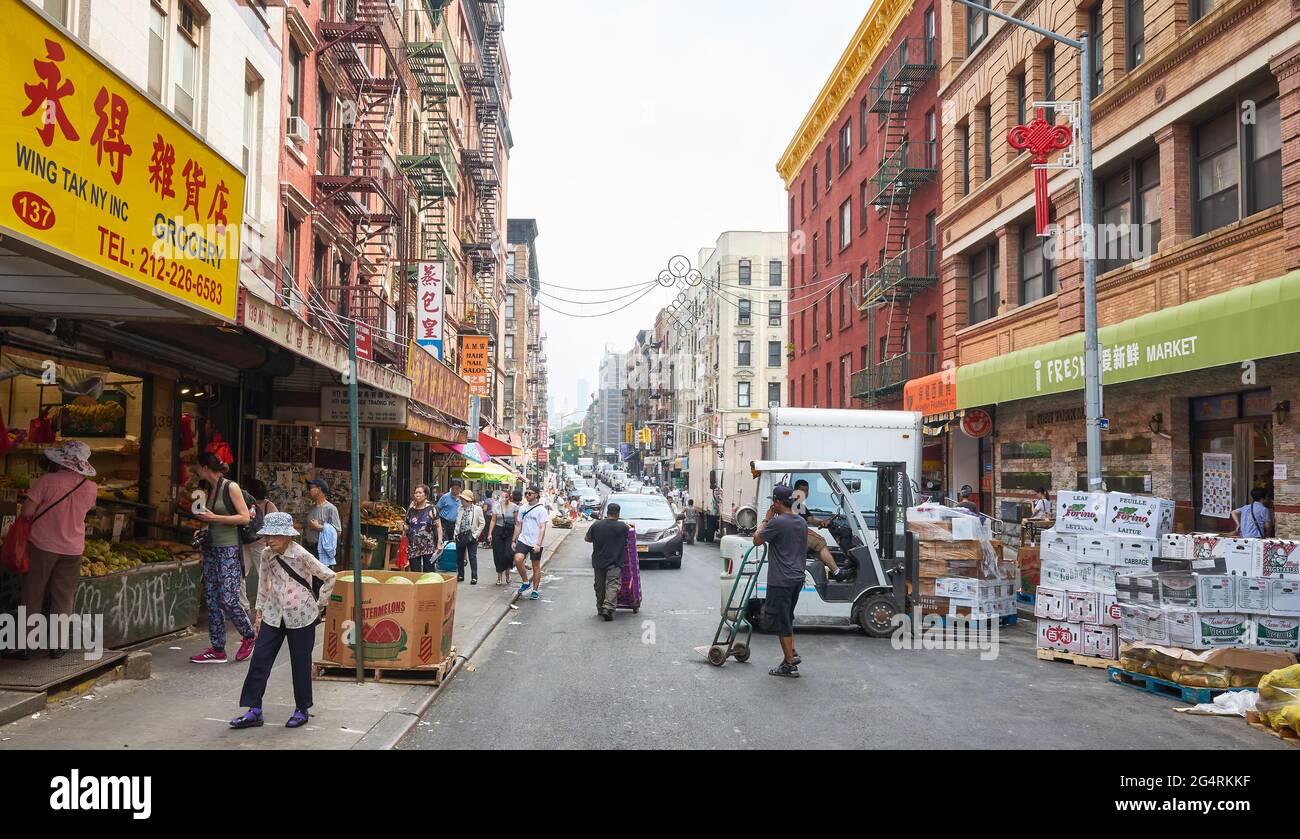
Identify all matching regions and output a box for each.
[395,535,409,570]
[0,516,34,574]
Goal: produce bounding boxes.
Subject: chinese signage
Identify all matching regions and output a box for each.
[960,409,993,439]
[1,0,244,320]
[320,387,407,428]
[957,270,1300,409]
[239,290,411,397]
[459,335,491,397]
[406,339,469,423]
[537,448,548,465]
[415,261,444,360]
[902,369,957,417]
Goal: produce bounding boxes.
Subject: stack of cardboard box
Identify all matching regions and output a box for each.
[908,504,1016,621]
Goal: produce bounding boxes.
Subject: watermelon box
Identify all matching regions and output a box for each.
[322,569,457,670]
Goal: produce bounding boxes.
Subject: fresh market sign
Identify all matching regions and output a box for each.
[957,270,1300,409]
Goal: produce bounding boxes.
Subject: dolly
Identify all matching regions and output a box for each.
[702,544,766,666]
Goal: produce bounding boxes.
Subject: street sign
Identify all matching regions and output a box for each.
[1098,417,1110,430]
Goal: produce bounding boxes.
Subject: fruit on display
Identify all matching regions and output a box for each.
[416,573,444,584]
[77,539,188,577]
[336,573,383,584]
[64,400,125,433]
[386,576,414,585]
[361,501,406,532]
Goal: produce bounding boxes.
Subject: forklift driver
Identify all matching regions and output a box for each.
[791,480,844,580]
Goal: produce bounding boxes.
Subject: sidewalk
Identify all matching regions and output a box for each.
[0,523,577,750]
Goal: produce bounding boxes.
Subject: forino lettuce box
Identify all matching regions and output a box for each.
[1055,491,1105,534]
[323,570,457,669]
[1104,493,1172,540]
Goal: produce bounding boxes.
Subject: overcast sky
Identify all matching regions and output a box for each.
[503,0,871,423]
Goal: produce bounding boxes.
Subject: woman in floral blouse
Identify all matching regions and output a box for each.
[230,513,336,730]
[405,484,440,572]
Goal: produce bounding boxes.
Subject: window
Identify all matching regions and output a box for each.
[924,5,936,62]
[983,106,993,180]
[1127,0,1145,69]
[825,147,833,190]
[281,213,300,293]
[312,238,327,291]
[506,251,517,276]
[738,382,751,408]
[1249,97,1282,214]
[812,165,819,206]
[149,3,167,99]
[738,298,751,326]
[287,43,304,120]
[1195,109,1239,234]
[506,292,516,320]
[925,211,937,275]
[738,341,751,367]
[173,2,200,125]
[768,382,781,407]
[839,281,849,327]
[967,0,988,52]
[1020,221,1055,303]
[316,83,331,172]
[859,98,869,148]
[926,108,937,168]
[789,196,795,231]
[768,299,782,326]
[960,125,971,195]
[811,303,820,346]
[840,121,852,170]
[739,259,752,285]
[859,180,869,231]
[737,422,751,433]
[812,234,819,274]
[968,244,999,325]
[1140,154,1162,253]
[769,260,782,287]
[800,181,806,219]
[504,334,515,358]
[826,362,835,409]
[840,355,852,408]
[1015,73,1026,127]
[926,314,938,373]
[859,261,869,304]
[839,199,852,249]
[769,341,782,367]
[1191,0,1217,23]
[243,77,261,218]
[1043,49,1057,124]
[824,219,832,264]
[825,293,833,337]
[812,369,820,408]
[1088,6,1103,96]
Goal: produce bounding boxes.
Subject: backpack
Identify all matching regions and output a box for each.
[219,478,265,545]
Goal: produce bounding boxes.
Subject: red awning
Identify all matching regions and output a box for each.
[477,432,514,457]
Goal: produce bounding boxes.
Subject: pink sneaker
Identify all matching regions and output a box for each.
[235,637,255,662]
[190,647,227,664]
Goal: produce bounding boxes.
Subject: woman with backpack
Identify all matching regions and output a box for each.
[191,451,257,664]
[9,442,98,660]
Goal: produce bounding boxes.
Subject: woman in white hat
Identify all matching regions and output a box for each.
[454,488,485,584]
[13,442,98,659]
[230,512,336,730]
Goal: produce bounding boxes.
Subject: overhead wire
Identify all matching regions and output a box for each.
[536,280,659,306]
[534,282,664,319]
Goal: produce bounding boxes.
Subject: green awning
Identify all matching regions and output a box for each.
[956,269,1300,409]
[455,462,516,482]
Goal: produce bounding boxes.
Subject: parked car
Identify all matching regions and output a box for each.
[604,493,683,568]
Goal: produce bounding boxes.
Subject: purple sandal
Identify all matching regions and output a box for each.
[230,709,263,729]
[285,709,310,728]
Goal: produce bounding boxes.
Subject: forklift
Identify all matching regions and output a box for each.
[717,460,917,639]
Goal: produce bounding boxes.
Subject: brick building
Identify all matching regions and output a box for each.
[936,0,1300,534]
[778,0,946,491]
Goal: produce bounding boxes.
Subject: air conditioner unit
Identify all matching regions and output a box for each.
[286,116,310,147]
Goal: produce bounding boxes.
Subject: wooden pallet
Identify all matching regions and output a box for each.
[1035,648,1114,669]
[314,649,457,686]
[1108,666,1256,705]
[1245,711,1300,748]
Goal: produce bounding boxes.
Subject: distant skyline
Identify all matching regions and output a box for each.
[505,1,870,413]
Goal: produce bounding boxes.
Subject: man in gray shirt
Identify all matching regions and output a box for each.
[753,484,808,678]
[304,478,341,558]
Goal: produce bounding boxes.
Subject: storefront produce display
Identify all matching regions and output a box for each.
[361,501,405,532]
[78,539,196,577]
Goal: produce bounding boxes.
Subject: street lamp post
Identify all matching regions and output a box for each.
[950,0,1102,489]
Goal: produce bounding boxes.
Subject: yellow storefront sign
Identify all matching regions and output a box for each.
[0,0,244,321]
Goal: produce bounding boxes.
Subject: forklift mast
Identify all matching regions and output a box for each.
[873,462,918,605]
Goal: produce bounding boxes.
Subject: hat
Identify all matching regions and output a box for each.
[306,478,329,495]
[772,484,795,505]
[44,441,96,477]
[459,489,475,503]
[257,512,300,537]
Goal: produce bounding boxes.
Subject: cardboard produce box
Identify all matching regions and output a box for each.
[1190,534,1228,561]
[914,594,951,615]
[1040,530,1076,565]
[917,576,937,597]
[1067,590,1100,624]
[1104,493,1172,539]
[1197,575,1236,611]
[935,578,1012,600]
[1269,578,1300,615]
[1083,624,1118,659]
[1195,613,1253,649]
[1041,558,1090,589]
[1117,539,1158,572]
[919,558,981,578]
[1254,617,1300,653]
[1237,577,1270,612]
[1076,535,1121,565]
[1162,533,1191,560]
[1117,588,1161,606]
[1037,619,1084,653]
[1255,539,1300,580]
[1055,491,1106,534]
[1211,538,1255,575]
[1088,563,1117,594]
[918,540,983,562]
[1120,604,1169,644]
[322,570,457,669]
[1165,607,1199,648]
[1158,574,1199,607]
[1034,586,1067,620]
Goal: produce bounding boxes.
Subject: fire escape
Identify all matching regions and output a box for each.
[315,0,410,367]
[852,36,938,406]
[460,0,503,339]
[399,2,460,324]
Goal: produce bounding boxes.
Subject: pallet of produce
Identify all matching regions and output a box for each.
[1107,666,1256,705]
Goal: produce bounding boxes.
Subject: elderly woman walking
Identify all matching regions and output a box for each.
[230,513,336,729]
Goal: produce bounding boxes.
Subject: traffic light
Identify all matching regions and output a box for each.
[638,427,652,445]
[624,422,633,443]
[574,432,587,448]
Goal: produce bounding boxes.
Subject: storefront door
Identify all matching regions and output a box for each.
[1192,390,1274,532]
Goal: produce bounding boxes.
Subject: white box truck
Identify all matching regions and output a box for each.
[577,457,594,479]
[687,440,721,541]
[720,429,764,535]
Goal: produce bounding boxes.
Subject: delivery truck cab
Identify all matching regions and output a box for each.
[720,460,916,636]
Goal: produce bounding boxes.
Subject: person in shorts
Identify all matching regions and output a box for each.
[791,480,842,579]
[753,484,809,678]
[513,486,549,601]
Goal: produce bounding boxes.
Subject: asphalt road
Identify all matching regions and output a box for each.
[398,525,1288,750]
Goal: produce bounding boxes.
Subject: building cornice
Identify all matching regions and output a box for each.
[775,0,915,189]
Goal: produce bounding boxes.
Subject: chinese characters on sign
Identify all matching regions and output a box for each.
[459,335,491,398]
[407,340,470,423]
[415,261,445,360]
[2,0,244,320]
[903,370,957,417]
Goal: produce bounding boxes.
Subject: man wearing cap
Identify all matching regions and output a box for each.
[437,479,464,543]
[303,478,341,560]
[753,484,808,678]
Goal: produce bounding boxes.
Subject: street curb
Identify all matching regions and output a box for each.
[352,524,577,750]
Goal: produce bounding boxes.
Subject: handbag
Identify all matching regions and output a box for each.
[276,556,325,626]
[217,478,265,545]
[1,478,89,574]
[395,534,409,570]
